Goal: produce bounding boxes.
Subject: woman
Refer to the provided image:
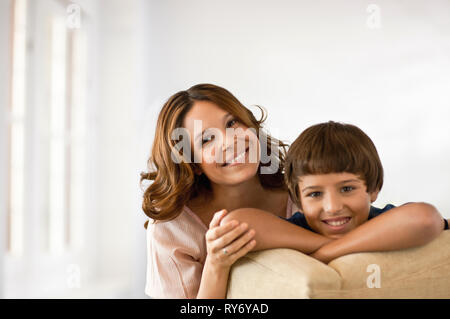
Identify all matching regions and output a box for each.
[141,83,331,298]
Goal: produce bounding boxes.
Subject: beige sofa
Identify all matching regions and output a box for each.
[227,231,450,298]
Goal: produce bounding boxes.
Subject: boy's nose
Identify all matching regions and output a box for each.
[323,193,344,215]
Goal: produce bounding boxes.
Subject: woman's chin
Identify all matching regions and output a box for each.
[219,166,260,186]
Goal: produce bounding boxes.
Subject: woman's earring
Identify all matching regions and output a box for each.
[194,165,202,176]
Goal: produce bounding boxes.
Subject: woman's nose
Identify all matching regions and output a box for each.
[222,129,239,152]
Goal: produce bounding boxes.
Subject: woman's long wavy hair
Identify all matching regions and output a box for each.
[140,84,289,227]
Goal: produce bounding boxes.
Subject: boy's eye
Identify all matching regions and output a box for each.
[307,191,322,198]
[341,186,354,193]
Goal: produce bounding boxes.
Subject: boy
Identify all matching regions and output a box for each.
[283,121,448,262]
[219,121,448,263]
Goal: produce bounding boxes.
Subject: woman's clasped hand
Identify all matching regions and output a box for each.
[205,209,256,269]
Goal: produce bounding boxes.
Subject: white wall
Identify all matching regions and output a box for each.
[1,0,147,298]
[95,0,147,297]
[138,0,450,217]
[0,0,12,299]
[0,0,149,298]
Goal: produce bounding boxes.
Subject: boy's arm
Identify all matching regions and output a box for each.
[310,202,444,264]
[220,208,333,254]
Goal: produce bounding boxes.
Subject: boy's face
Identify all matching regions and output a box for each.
[298,172,379,239]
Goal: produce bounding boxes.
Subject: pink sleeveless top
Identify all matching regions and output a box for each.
[145,196,299,298]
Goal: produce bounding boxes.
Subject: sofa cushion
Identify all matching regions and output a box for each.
[227,231,450,298]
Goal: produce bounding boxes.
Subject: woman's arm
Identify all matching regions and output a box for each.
[196,210,256,298]
[197,208,332,297]
[219,208,333,254]
[310,202,444,264]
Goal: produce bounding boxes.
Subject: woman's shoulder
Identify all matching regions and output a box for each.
[147,206,207,244]
[268,189,300,218]
[146,206,207,265]
[287,193,301,214]
[259,188,293,218]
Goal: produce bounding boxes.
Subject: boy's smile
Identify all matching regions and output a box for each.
[298,172,379,239]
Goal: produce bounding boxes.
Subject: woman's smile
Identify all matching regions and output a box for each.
[222,147,250,167]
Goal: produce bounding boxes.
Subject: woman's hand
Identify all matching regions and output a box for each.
[204,209,256,270]
[197,209,256,298]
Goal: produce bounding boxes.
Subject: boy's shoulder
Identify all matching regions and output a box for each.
[368,204,396,219]
[284,212,314,232]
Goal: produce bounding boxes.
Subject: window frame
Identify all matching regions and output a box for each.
[4,0,91,298]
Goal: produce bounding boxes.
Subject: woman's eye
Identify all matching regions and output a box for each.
[307,191,321,198]
[226,118,238,127]
[202,135,214,144]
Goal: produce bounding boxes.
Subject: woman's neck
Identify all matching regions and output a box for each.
[208,176,274,212]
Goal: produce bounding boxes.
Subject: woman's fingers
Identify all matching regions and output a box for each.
[205,209,256,267]
[222,228,256,256]
[206,219,238,242]
[209,209,228,229]
[210,223,250,252]
[228,237,257,263]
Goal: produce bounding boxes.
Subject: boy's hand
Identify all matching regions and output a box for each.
[311,202,444,263]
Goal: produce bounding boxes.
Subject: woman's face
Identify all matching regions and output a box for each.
[182,100,260,186]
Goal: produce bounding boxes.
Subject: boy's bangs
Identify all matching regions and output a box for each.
[299,144,369,179]
[285,121,384,209]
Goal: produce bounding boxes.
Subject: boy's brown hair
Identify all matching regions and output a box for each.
[284,121,384,209]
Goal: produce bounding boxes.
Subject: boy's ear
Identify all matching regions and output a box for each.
[370,189,380,203]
